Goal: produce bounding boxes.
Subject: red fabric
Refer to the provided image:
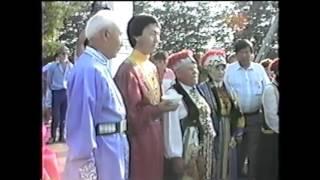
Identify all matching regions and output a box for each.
[114,60,164,180]
[42,125,61,180]
[167,49,193,69]
[163,68,175,80]
[200,49,226,66]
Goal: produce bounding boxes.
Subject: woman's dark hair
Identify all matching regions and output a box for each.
[84,38,89,47]
[275,74,279,84]
[234,39,253,53]
[127,14,160,48]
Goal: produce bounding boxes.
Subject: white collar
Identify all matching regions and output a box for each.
[179,81,195,92]
[214,81,223,88]
[236,61,254,70]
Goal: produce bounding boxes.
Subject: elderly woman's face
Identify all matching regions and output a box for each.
[207,64,226,82]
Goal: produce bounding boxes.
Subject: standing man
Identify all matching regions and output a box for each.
[46,45,73,143]
[163,50,216,180]
[114,14,178,180]
[63,10,129,180]
[224,39,270,180]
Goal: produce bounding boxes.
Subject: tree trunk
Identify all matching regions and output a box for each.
[254,13,279,62]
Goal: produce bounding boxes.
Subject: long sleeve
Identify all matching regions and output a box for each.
[115,65,163,136]
[163,89,187,158]
[66,67,101,179]
[45,90,52,108]
[262,85,279,133]
[46,64,53,90]
[224,65,233,94]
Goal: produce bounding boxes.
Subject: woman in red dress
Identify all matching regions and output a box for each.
[42,124,60,180]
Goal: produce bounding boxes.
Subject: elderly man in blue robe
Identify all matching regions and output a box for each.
[63,10,129,180]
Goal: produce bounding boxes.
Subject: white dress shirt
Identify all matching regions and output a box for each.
[224,61,270,113]
[262,81,279,133]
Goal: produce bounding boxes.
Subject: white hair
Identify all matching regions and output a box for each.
[85,10,119,40]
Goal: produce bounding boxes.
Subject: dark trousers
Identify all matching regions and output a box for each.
[256,133,279,180]
[163,158,182,180]
[237,112,262,180]
[51,89,67,141]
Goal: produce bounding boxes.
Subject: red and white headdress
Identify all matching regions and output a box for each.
[167,50,196,71]
[200,49,226,69]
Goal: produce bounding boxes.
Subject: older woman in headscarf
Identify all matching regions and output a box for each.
[198,49,245,180]
[256,58,279,180]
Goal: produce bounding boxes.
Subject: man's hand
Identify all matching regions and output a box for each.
[158,100,179,112]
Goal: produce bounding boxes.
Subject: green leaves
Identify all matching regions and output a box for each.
[42,1,87,58]
[134,1,217,53]
[133,1,278,56]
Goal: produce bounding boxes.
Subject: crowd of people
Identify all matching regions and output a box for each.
[42,9,279,180]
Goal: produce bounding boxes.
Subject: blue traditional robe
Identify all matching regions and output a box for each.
[63,47,129,180]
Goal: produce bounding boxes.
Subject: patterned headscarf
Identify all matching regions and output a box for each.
[200,49,227,69]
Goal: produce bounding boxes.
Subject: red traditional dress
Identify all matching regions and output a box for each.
[114,49,164,180]
[42,125,60,180]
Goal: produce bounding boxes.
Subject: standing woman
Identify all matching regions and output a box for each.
[256,58,279,180]
[198,49,245,180]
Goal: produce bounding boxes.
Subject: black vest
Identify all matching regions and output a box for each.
[173,82,204,142]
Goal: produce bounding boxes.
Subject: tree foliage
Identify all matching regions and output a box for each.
[43,1,279,62]
[58,2,92,56]
[42,1,115,61]
[232,1,279,57]
[133,1,279,57]
[42,1,86,58]
[134,1,217,53]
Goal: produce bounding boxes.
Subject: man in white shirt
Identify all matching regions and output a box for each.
[46,46,74,143]
[163,50,216,180]
[224,39,270,180]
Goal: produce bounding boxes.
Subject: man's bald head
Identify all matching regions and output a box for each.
[85,10,123,59]
[85,10,120,40]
